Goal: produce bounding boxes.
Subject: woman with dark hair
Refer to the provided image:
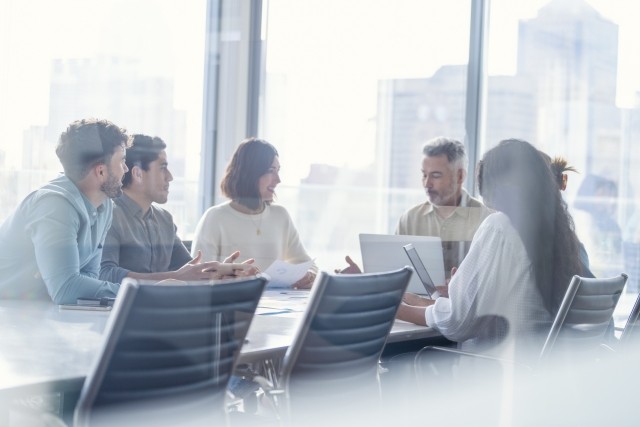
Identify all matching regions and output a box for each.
[397,139,587,359]
[538,151,593,275]
[192,138,316,288]
[537,151,577,192]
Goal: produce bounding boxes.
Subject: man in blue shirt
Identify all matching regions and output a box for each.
[100,134,254,282]
[0,118,130,304]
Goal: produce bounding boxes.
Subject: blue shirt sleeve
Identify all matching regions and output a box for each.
[27,196,120,304]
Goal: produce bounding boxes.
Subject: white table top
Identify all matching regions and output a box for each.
[0,290,435,396]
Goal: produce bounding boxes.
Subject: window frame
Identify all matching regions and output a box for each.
[202,0,490,212]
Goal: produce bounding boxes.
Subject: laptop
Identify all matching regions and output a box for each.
[359,234,445,295]
[403,244,440,299]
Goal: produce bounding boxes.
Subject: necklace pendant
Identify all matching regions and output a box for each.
[256,229,261,235]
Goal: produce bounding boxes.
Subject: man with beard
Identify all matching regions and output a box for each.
[100,134,255,283]
[394,137,492,276]
[339,137,492,281]
[0,118,130,304]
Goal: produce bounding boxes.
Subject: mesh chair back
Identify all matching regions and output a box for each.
[540,274,627,360]
[280,267,411,411]
[74,276,266,427]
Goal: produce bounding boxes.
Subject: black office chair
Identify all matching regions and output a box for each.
[414,274,628,377]
[617,291,640,348]
[539,273,628,361]
[73,276,267,427]
[262,267,412,424]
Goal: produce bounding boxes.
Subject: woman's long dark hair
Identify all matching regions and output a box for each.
[478,139,585,314]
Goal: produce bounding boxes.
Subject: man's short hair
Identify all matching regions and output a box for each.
[422,137,468,171]
[56,118,130,182]
[122,134,167,187]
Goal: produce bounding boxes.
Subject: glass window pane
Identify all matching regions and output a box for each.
[260,0,471,270]
[485,0,640,288]
[0,0,207,238]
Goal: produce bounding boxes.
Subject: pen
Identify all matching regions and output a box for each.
[260,310,292,316]
[258,306,293,311]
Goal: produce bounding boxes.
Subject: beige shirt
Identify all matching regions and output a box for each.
[191,202,316,273]
[395,189,493,277]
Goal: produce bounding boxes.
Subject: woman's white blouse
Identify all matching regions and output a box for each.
[426,212,551,358]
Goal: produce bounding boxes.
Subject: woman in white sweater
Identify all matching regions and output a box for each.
[192,138,316,288]
[398,139,587,360]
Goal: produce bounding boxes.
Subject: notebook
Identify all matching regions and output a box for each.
[403,243,440,299]
[359,234,445,295]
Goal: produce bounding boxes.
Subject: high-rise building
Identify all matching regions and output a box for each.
[378,0,627,192]
[377,66,538,183]
[41,56,193,228]
[47,57,187,177]
[518,0,620,176]
[377,65,467,192]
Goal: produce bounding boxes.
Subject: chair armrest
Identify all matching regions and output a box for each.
[414,345,533,377]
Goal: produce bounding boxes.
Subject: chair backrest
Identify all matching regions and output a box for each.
[74,276,267,427]
[619,292,640,347]
[540,273,628,361]
[279,267,412,414]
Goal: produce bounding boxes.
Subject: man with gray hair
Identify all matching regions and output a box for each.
[339,137,491,279]
[395,137,492,277]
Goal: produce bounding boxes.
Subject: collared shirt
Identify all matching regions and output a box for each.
[0,175,119,304]
[395,189,493,276]
[100,193,191,284]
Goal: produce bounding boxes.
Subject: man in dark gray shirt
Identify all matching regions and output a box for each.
[100,134,253,283]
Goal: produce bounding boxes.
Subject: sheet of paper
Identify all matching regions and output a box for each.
[257,289,310,315]
[263,259,314,288]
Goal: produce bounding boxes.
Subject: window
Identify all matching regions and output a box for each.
[484,0,640,287]
[0,0,207,238]
[258,0,472,270]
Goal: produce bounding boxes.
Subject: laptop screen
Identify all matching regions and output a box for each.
[403,243,438,298]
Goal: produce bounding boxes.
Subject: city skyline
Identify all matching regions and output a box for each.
[375,0,637,196]
[1,0,639,268]
[3,1,639,178]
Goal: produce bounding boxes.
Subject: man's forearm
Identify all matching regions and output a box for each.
[396,303,428,326]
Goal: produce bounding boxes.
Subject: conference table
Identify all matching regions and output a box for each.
[0,290,437,405]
